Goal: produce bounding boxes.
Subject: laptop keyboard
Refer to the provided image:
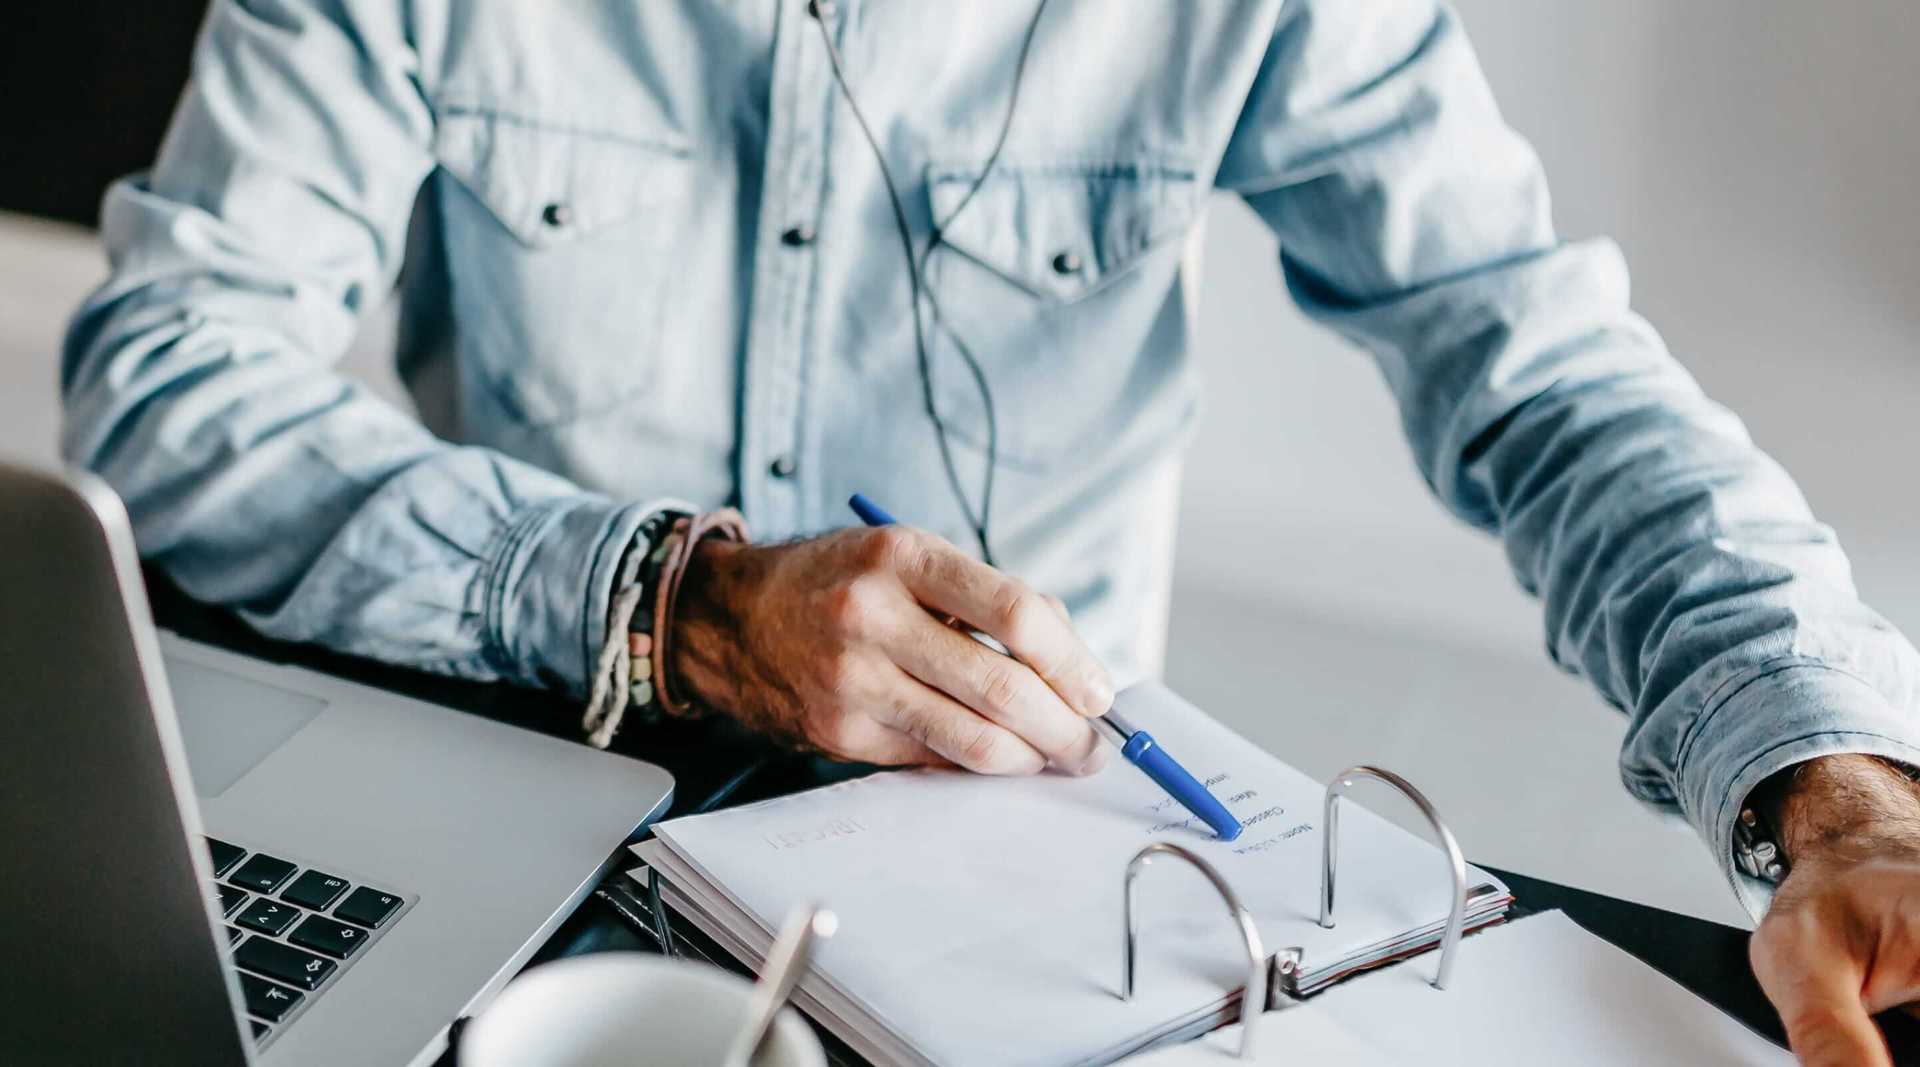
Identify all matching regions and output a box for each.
[204,836,411,1049]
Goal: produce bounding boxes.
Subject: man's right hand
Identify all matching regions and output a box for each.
[667,525,1115,775]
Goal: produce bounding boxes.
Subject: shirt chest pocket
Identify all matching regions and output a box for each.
[432,108,694,429]
[922,159,1200,472]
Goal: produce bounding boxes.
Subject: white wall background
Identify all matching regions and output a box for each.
[4,1,1916,927]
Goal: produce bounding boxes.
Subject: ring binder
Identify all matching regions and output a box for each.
[630,684,1519,1066]
[1121,842,1268,1060]
[1317,765,1468,990]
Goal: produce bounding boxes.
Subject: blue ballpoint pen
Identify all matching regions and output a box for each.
[848,492,1244,841]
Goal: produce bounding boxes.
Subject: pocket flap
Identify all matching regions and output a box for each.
[433,108,691,248]
[928,159,1198,302]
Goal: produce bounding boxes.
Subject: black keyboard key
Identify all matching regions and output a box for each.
[236,896,301,936]
[289,914,369,959]
[281,870,350,911]
[205,837,246,877]
[333,887,401,929]
[217,883,248,916]
[230,854,297,893]
[225,925,245,944]
[250,1019,270,1039]
[238,972,303,1022]
[235,936,336,991]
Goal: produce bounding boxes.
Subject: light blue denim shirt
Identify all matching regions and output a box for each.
[62,0,1920,912]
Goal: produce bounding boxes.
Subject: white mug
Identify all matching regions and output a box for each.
[461,953,826,1067]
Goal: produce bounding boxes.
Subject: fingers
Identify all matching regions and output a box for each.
[1771,975,1888,1067]
[887,529,1114,719]
[807,711,950,769]
[1751,910,1892,1067]
[1041,593,1070,622]
[889,613,1106,775]
[866,667,1048,775]
[821,526,1110,777]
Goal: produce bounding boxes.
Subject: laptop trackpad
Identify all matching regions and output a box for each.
[166,656,327,798]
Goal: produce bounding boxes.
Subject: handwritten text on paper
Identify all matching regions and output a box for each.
[763,817,870,851]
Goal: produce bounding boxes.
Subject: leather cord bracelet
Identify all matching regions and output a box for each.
[650,508,749,720]
[582,507,748,749]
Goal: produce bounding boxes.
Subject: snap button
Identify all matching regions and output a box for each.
[781,225,816,247]
[1051,250,1083,275]
[769,455,798,479]
[541,203,572,228]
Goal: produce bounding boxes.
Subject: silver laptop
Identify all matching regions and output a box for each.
[0,462,675,1065]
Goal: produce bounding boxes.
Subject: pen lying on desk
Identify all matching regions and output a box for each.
[848,492,1244,841]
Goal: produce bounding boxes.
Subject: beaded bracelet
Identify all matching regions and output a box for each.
[582,508,683,748]
[648,508,749,719]
[581,507,748,748]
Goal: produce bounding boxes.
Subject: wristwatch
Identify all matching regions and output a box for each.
[1733,804,1788,884]
[1734,755,1920,885]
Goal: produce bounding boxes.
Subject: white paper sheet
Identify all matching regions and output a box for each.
[1122,911,1792,1065]
[646,683,1506,1067]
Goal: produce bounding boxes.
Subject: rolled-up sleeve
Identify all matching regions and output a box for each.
[61,0,647,697]
[1217,0,1920,914]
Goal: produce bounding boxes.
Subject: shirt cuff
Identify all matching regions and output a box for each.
[1676,658,1920,920]
[479,494,693,699]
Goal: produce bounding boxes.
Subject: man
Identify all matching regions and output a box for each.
[59,1,1920,1061]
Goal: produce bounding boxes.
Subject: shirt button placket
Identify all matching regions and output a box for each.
[743,5,834,538]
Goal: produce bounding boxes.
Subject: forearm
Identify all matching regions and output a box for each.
[1482,354,1920,902]
[64,273,658,694]
[1228,0,1920,908]
[1222,0,1920,1054]
[1482,339,1920,913]
[1272,196,1920,903]
[61,0,661,698]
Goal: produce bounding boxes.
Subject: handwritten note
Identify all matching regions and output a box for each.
[762,817,870,851]
[1139,771,1312,855]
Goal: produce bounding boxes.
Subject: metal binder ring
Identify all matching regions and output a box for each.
[1123,842,1268,1060]
[1317,765,1468,990]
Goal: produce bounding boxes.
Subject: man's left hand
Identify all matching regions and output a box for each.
[1749,754,1920,1066]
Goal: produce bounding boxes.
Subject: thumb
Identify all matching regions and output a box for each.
[1752,920,1890,1067]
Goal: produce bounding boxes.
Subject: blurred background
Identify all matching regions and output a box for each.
[3,1,1916,927]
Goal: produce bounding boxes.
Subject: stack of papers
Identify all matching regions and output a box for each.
[630,683,1510,1066]
[1121,910,1792,1064]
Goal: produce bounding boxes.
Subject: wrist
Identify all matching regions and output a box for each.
[668,538,753,713]
[1760,753,1920,868]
